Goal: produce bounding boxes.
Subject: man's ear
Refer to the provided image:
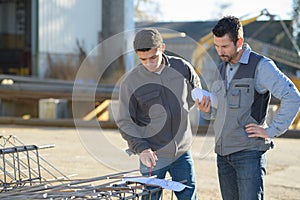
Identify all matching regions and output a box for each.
[237,38,244,49]
[161,43,166,52]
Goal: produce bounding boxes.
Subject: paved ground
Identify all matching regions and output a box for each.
[0,125,299,199]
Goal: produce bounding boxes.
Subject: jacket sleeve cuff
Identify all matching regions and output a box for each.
[135,143,151,154]
[201,111,213,120]
[266,126,284,138]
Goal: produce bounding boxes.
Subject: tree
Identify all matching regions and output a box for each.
[134,0,162,22]
[292,0,300,44]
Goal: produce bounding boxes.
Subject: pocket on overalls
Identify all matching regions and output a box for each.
[228,89,241,108]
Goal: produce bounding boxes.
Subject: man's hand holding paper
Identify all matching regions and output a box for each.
[192,88,218,108]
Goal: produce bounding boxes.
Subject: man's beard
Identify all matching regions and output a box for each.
[220,51,238,63]
[220,55,231,62]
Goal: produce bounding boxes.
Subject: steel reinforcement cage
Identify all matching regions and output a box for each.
[0,135,165,199]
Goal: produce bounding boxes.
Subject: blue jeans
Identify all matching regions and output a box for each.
[140,151,197,200]
[217,150,266,200]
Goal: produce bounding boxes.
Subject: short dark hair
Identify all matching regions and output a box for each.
[212,16,243,44]
[133,28,163,51]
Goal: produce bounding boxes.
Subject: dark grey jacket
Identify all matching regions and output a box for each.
[117,54,201,157]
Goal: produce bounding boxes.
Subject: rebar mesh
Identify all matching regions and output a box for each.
[0,135,164,199]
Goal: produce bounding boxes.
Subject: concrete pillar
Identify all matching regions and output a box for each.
[100,0,134,84]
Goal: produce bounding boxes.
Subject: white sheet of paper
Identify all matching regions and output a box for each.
[192,88,218,108]
[123,177,190,192]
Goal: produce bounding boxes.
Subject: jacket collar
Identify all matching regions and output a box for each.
[239,43,252,64]
[162,53,171,67]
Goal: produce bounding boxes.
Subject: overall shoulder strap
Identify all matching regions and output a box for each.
[234,51,263,79]
[217,62,227,80]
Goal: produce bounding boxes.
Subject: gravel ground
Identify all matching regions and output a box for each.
[0,125,299,200]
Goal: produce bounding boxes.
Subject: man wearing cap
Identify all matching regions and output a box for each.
[116,28,200,199]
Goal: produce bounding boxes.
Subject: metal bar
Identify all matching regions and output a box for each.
[2,136,69,182]
[0,146,36,185]
[0,180,164,199]
[1,153,7,190]
[16,148,21,187]
[25,146,32,186]
[35,147,42,185]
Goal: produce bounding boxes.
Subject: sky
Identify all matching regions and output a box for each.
[156,0,294,22]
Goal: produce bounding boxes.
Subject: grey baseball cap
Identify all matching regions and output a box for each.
[133,28,163,51]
